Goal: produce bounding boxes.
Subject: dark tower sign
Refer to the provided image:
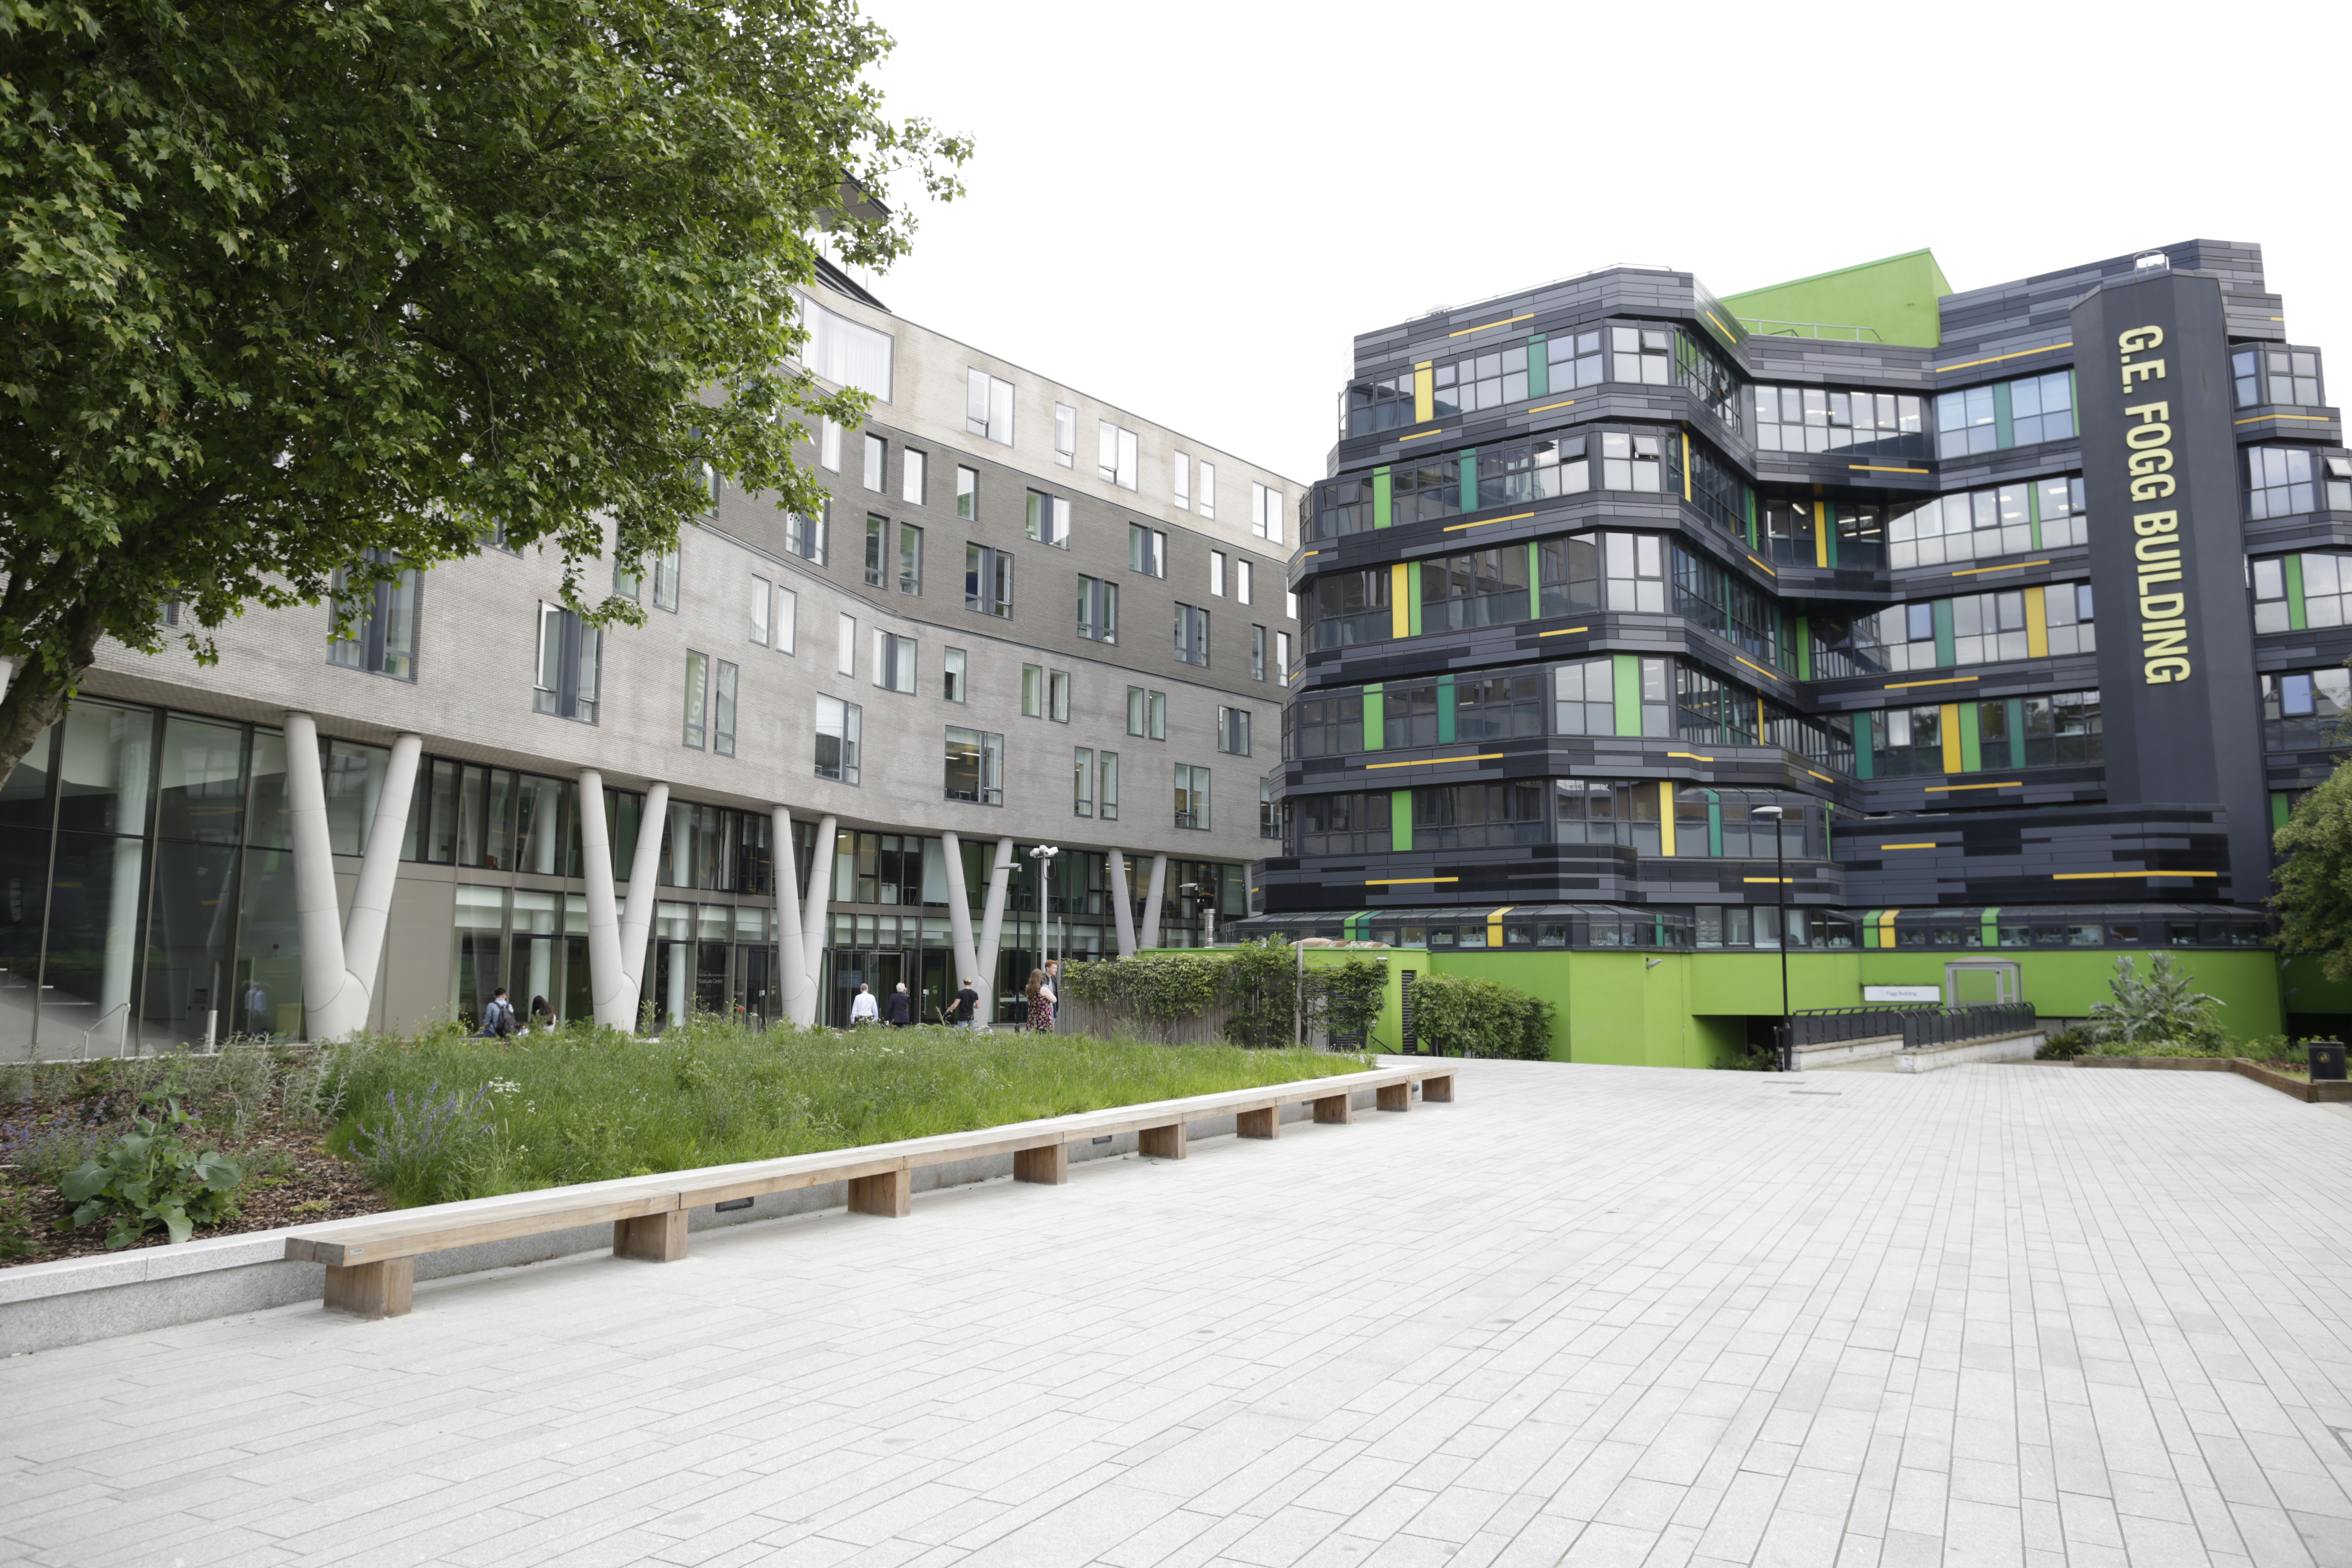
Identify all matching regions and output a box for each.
[2069,270,2270,900]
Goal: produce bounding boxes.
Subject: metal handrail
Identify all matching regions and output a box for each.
[1735,317,1885,344]
[1786,1002,2037,1052]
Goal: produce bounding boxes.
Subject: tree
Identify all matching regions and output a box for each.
[2274,757,2352,980]
[0,0,967,784]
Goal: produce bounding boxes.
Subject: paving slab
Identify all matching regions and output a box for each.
[5,1060,2350,1568]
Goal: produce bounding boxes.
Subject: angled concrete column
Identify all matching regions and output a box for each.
[974,837,1015,1019]
[284,714,422,1041]
[800,814,836,1018]
[607,782,670,1030]
[1107,849,1138,958]
[1139,853,1169,949]
[939,831,982,997]
[575,772,626,1029]
[772,807,810,1028]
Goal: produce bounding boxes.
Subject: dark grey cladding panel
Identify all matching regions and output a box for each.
[1938,239,2273,360]
[1350,269,1700,378]
[1834,801,2236,906]
[2255,627,2352,671]
[1742,339,1938,388]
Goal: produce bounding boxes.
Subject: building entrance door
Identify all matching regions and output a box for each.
[1944,961,2020,1005]
[918,949,949,1026]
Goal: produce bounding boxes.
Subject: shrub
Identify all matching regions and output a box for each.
[1060,952,1223,1040]
[1307,960,1390,1050]
[0,1182,42,1259]
[2087,954,2230,1052]
[1220,939,1302,1049]
[2035,1026,2094,1060]
[1411,973,1555,1060]
[352,1082,493,1205]
[58,1088,245,1247]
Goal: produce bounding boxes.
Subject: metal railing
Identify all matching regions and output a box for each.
[1734,317,1885,344]
[1784,1002,2038,1056]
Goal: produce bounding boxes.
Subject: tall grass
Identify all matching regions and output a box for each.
[336,1017,1370,1207]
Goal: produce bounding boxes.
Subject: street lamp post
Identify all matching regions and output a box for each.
[1027,845,1060,1030]
[1750,805,1790,1070]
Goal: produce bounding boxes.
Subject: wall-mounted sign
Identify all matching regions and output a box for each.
[1864,985,1942,1003]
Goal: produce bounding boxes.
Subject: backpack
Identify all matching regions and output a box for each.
[494,1000,516,1038]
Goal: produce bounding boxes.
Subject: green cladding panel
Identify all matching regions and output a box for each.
[1390,789,1413,851]
[1437,675,1456,744]
[1932,599,1957,668]
[1527,336,1548,399]
[1362,682,1385,750]
[1611,654,1642,737]
[1718,249,1952,349]
[1373,468,1392,528]
[2287,554,2308,630]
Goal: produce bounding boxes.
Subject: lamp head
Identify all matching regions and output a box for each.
[1749,805,1785,820]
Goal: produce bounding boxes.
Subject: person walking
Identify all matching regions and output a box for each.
[1024,969,1054,1034]
[477,986,517,1038]
[1042,959,1062,1034]
[849,982,879,1026]
[950,976,983,1031]
[885,982,912,1028]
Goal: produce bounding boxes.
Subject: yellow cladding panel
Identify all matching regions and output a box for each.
[1682,435,1693,501]
[1940,703,1963,774]
[1413,362,1433,424]
[1658,783,1677,856]
[1486,905,1515,946]
[1389,562,1410,639]
[1813,502,1829,568]
[2024,585,2049,657]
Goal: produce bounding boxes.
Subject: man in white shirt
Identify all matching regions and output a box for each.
[848,983,879,1026]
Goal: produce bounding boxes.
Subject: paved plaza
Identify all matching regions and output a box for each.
[6,1059,2352,1568]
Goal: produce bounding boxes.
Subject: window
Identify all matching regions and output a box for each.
[775,585,797,654]
[1889,484,2034,569]
[944,727,1003,804]
[1554,657,1615,735]
[1250,481,1284,544]
[1252,625,1266,682]
[1611,326,1671,385]
[1026,489,1071,548]
[2038,476,2088,549]
[1236,559,1253,605]
[1099,751,1119,820]
[749,577,771,645]
[1217,706,1251,755]
[1414,782,1546,850]
[872,631,916,695]
[1750,386,1926,459]
[1421,546,1529,632]
[943,646,967,703]
[1546,330,1604,392]
[1210,550,1227,597]
[965,544,1014,617]
[966,369,1014,445]
[1078,576,1119,644]
[1936,371,2074,455]
[898,522,923,595]
[2254,556,2288,632]
[836,612,855,677]
[2250,447,2318,519]
[1260,777,1280,840]
[1174,764,1210,829]
[1130,523,1166,577]
[1433,347,1529,414]
[956,465,978,520]
[1098,420,1139,489]
[1555,780,1660,851]
[1275,630,1292,685]
[1539,531,1665,616]
[2009,691,2100,767]
[1048,669,1071,723]
[2263,669,2352,751]
[533,604,601,723]
[1022,664,1044,717]
[614,555,641,600]
[900,448,926,506]
[1073,747,1094,816]
[818,419,842,472]
[1054,403,1076,468]
[1952,591,2029,665]
[815,696,862,784]
[650,546,680,611]
[713,661,737,757]
[1305,568,1392,650]
[1174,603,1210,666]
[2269,349,2323,405]
[800,294,893,401]
[1600,432,1662,492]
[1343,370,1417,437]
[863,433,886,492]
[2044,582,2096,656]
[2261,551,2352,632]
[682,652,709,748]
[864,514,888,588]
[1295,791,1392,855]
[1174,453,1191,510]
[1198,461,1216,520]
[1872,704,1946,778]
[786,505,826,564]
[326,551,419,680]
[1286,688,1360,755]
[1129,686,1167,739]
[1454,674,1544,740]
[2234,349,2262,408]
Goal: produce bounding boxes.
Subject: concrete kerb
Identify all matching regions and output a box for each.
[0,1074,1431,1357]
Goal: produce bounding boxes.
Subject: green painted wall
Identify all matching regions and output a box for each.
[1719,249,1952,349]
[2281,956,2352,1021]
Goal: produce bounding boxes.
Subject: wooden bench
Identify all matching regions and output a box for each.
[287,1063,1457,1317]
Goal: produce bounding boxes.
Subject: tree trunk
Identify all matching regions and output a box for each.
[0,611,105,792]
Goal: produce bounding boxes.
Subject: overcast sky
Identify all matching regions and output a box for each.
[860,0,2348,490]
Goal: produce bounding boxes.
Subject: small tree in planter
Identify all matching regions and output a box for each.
[1410,974,1556,1060]
[1307,960,1391,1051]
[2087,953,2231,1055]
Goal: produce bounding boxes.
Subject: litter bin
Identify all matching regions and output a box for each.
[2310,1039,2347,1082]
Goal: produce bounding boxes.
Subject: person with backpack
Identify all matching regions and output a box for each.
[885,983,912,1027]
[477,987,517,1038]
